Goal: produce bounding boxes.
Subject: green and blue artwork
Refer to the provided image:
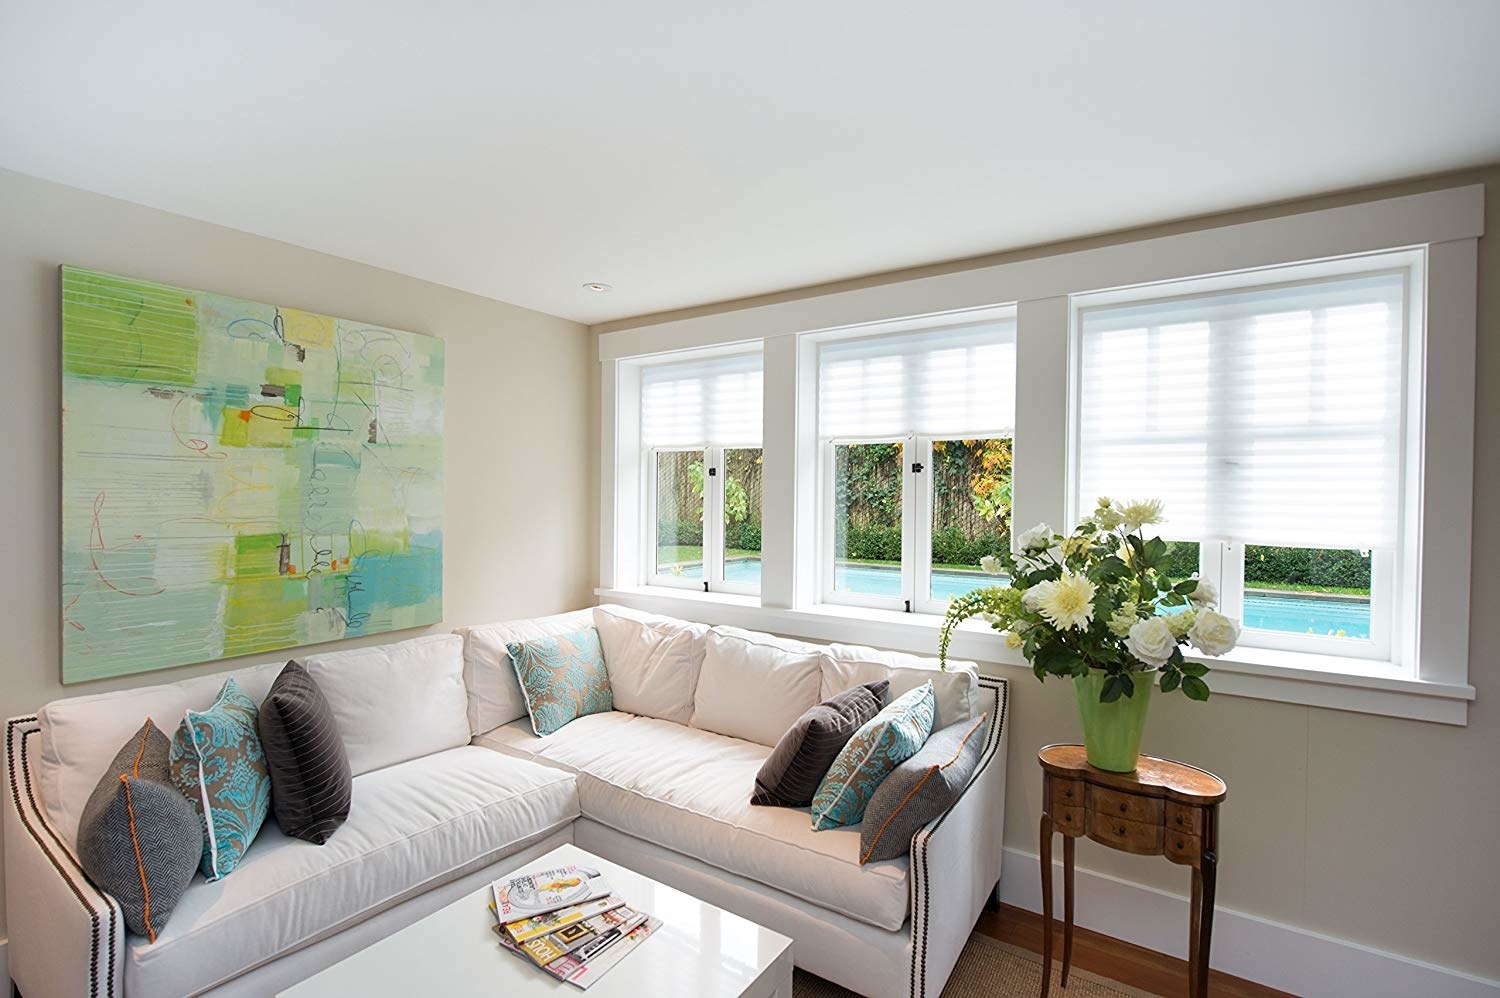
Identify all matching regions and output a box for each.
[61,266,444,683]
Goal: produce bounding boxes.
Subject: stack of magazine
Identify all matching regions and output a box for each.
[488,862,662,989]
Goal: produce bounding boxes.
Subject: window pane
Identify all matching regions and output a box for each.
[832,442,903,597]
[1243,545,1372,639]
[655,450,704,579]
[722,448,762,589]
[929,438,1012,601]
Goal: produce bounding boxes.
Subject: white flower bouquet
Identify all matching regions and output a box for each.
[939,498,1241,702]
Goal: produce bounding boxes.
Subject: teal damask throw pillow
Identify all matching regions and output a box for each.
[810,682,936,831]
[507,627,614,736]
[169,678,271,880]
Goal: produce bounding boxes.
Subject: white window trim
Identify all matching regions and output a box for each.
[598,184,1481,725]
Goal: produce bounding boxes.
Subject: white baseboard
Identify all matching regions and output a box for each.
[1000,846,1498,998]
[1,936,8,995]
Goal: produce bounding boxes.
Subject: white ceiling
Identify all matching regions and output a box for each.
[4,2,1499,326]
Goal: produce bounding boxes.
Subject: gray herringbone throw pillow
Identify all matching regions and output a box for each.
[751,681,888,808]
[260,661,352,844]
[859,712,989,864]
[77,719,203,941]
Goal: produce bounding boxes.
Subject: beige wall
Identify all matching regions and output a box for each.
[0,168,598,942]
[596,165,1500,981]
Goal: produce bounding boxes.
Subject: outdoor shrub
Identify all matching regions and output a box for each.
[1245,546,1370,590]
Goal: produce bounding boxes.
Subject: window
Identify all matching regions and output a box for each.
[1073,259,1415,662]
[817,318,1016,613]
[640,350,763,593]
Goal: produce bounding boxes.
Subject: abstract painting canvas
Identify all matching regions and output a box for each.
[61,267,444,683]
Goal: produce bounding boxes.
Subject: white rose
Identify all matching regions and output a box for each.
[1188,577,1217,607]
[1126,617,1177,668]
[1188,609,1240,656]
[979,554,1004,576]
[1017,522,1052,552]
[1022,583,1046,611]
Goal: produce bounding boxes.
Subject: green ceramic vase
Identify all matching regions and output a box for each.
[1072,669,1153,773]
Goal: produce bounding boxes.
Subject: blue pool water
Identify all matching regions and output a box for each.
[670,557,1371,639]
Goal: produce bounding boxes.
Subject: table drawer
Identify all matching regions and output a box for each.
[1087,813,1164,855]
[1166,801,1202,835]
[1090,786,1164,825]
[1052,803,1085,836]
[1165,830,1202,865]
[1050,778,1086,807]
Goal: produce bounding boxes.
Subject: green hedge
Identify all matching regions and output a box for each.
[1246,545,1370,590]
[932,526,1009,567]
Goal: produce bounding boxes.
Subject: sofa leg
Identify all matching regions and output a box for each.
[984,878,1001,913]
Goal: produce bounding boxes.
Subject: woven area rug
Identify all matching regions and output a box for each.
[792,931,1157,997]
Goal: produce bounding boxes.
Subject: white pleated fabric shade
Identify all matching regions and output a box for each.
[640,350,763,447]
[818,321,1017,440]
[1076,270,1407,549]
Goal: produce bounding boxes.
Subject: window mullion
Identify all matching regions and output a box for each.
[704,445,724,591]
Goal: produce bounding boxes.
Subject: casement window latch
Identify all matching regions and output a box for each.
[911,462,924,473]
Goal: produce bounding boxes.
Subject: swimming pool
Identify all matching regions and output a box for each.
[670,557,1372,639]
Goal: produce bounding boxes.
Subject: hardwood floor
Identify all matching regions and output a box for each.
[976,903,1295,998]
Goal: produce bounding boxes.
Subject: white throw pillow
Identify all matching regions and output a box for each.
[303,634,468,776]
[690,627,827,747]
[37,661,282,847]
[593,605,708,724]
[822,643,980,729]
[454,609,595,733]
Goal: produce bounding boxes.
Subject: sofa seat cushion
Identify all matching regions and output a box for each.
[125,746,578,997]
[476,715,910,931]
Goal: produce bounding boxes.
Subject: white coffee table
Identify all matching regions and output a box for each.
[280,843,794,998]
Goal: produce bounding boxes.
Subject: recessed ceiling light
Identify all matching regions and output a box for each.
[582,282,613,293]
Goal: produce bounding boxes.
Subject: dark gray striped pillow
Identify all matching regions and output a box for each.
[751,681,888,808]
[260,661,351,844]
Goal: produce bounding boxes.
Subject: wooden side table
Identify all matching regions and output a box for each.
[1037,744,1227,997]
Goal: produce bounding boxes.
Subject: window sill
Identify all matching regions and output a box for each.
[595,586,1473,725]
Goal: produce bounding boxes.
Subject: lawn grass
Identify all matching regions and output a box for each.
[1244,581,1370,598]
[656,545,760,564]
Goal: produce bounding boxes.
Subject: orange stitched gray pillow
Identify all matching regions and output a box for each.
[859,712,989,864]
[77,720,203,941]
[751,681,887,808]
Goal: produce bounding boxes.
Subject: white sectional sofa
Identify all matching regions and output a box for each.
[6,605,1008,998]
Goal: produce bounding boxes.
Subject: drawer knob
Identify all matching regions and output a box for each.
[1120,803,1129,813]
[1176,815,1185,825]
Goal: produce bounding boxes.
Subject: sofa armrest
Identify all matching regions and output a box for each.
[907,676,1009,998]
[5,716,125,998]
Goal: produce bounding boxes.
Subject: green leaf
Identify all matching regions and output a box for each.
[1182,675,1211,701]
[1143,537,1168,566]
[1099,675,1123,703]
[1117,672,1136,698]
[1174,578,1200,595]
[1180,661,1210,678]
[1160,670,1182,693]
[1093,555,1130,583]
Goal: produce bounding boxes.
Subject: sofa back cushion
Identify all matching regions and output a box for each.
[593,604,708,724]
[37,661,283,848]
[822,642,980,729]
[303,634,468,776]
[455,609,595,733]
[690,628,827,747]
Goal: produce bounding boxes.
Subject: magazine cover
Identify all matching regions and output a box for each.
[559,917,661,989]
[519,909,648,969]
[492,864,612,921]
[502,894,626,943]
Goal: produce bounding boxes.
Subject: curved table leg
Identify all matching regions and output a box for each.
[1062,834,1075,988]
[1039,812,1054,997]
[1196,851,1218,998]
